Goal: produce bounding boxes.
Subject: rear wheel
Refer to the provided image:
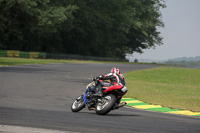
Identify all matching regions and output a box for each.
[71,95,85,112]
[95,94,116,115]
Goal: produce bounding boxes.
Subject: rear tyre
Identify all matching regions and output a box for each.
[71,95,85,112]
[95,94,116,115]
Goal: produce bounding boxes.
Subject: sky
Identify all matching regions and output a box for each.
[128,0,200,61]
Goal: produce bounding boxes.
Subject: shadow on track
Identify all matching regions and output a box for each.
[75,110,141,117]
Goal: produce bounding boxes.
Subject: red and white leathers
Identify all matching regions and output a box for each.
[98,72,127,100]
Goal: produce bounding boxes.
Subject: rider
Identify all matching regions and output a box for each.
[93,67,127,108]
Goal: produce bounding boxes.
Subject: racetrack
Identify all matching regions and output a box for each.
[0,63,199,133]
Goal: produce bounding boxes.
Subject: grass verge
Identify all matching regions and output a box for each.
[0,57,166,66]
[124,67,200,111]
[0,57,124,66]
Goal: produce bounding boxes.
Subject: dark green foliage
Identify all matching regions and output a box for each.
[0,0,165,59]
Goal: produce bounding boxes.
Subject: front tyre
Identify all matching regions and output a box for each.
[71,95,85,112]
[95,94,116,115]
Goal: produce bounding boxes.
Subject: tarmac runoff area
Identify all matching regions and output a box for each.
[122,98,200,117]
[0,125,78,133]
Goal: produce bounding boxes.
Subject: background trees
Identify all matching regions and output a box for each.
[0,0,165,59]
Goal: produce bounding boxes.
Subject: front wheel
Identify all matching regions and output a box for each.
[71,95,85,112]
[95,94,116,115]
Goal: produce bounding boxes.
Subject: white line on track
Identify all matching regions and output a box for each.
[0,125,79,133]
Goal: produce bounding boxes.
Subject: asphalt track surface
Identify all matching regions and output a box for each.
[0,63,199,133]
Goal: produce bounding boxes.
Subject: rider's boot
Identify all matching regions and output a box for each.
[88,107,96,110]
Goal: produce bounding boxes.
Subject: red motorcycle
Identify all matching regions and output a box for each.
[71,79,127,115]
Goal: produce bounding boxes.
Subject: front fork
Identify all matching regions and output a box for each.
[83,88,90,103]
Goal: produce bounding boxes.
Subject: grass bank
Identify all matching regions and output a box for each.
[124,67,200,111]
[0,57,124,66]
[0,57,166,66]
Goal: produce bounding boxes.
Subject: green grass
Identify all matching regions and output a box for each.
[0,57,125,66]
[0,57,166,66]
[124,67,200,111]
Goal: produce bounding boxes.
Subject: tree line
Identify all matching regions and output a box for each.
[165,56,200,68]
[165,60,200,68]
[0,0,165,59]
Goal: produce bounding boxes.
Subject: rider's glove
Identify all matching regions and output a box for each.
[93,75,103,81]
[93,77,97,81]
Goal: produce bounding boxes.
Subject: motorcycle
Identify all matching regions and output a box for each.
[71,79,127,115]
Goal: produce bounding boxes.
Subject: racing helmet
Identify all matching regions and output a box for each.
[111,67,120,74]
